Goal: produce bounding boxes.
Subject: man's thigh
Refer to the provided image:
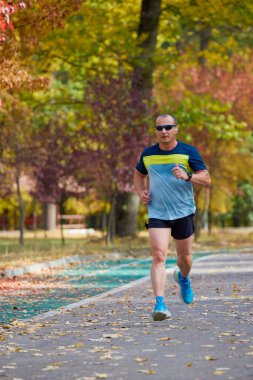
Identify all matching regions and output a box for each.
[149,228,171,258]
[175,235,193,257]
[171,214,195,240]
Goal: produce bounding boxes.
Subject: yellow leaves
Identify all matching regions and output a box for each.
[159,337,171,341]
[214,370,226,375]
[205,355,218,361]
[186,362,193,367]
[214,368,230,375]
[95,374,108,379]
[43,362,65,371]
[73,342,85,348]
[137,369,157,375]
[135,357,148,362]
[11,347,28,353]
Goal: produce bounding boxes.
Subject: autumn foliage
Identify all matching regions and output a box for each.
[0,0,25,41]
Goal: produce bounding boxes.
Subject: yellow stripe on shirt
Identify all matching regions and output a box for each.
[143,154,191,172]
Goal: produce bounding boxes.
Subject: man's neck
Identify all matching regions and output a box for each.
[159,140,178,151]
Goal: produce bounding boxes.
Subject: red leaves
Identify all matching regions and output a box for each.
[0,1,26,41]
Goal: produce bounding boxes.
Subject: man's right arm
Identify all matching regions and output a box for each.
[134,169,151,205]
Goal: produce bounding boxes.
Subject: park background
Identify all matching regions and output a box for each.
[0,0,253,269]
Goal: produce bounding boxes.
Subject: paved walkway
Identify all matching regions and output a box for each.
[0,253,252,380]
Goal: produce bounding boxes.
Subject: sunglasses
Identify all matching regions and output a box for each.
[155,124,177,131]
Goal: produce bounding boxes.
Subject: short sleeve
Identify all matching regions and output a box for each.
[136,152,148,175]
[189,147,207,172]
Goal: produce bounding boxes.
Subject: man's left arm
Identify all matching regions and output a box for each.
[189,170,211,187]
[172,165,211,187]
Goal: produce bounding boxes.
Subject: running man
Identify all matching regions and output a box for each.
[134,114,211,321]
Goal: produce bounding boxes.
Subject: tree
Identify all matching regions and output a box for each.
[0,91,36,244]
[81,74,150,243]
[231,182,253,227]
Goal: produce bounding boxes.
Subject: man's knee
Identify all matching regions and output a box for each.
[177,251,192,267]
[152,249,167,265]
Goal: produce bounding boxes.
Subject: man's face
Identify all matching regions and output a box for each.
[155,116,178,144]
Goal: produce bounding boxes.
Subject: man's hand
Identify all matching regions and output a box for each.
[172,164,188,180]
[140,189,151,205]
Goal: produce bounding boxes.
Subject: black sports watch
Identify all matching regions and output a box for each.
[185,172,193,182]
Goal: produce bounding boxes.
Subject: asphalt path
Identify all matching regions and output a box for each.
[0,252,252,380]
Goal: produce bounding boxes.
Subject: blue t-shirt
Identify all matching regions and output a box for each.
[135,141,207,221]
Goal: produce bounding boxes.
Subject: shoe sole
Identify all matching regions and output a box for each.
[152,310,171,321]
[173,270,194,304]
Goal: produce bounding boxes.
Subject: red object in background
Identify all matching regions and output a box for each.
[0,1,26,41]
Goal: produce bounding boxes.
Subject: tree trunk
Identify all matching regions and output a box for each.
[16,172,25,245]
[33,199,38,237]
[202,187,211,231]
[106,193,116,245]
[116,193,140,237]
[193,187,203,241]
[116,0,161,237]
[198,25,211,66]
[59,201,65,246]
[133,0,162,92]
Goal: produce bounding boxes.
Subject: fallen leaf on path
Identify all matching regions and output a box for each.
[73,342,85,348]
[135,357,148,362]
[205,356,217,361]
[102,334,120,339]
[95,374,108,379]
[137,369,157,374]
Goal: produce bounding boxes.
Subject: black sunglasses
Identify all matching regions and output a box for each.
[155,124,177,131]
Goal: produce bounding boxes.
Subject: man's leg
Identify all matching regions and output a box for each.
[174,235,194,304]
[175,235,193,277]
[149,228,171,297]
[149,228,172,320]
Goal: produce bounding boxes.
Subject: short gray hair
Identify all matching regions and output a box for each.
[155,114,177,125]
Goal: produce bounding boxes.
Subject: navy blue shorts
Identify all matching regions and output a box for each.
[146,214,195,240]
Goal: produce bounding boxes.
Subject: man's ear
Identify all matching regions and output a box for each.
[175,127,179,133]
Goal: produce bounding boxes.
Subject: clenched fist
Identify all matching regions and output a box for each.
[140,189,151,205]
[172,164,188,180]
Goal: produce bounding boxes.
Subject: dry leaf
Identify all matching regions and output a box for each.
[73,342,85,348]
[137,369,157,374]
[102,334,119,339]
[205,355,217,361]
[160,337,171,341]
[135,357,148,362]
[214,370,225,375]
[95,374,108,379]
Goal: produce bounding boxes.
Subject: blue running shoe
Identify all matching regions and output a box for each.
[174,270,194,304]
[152,301,172,321]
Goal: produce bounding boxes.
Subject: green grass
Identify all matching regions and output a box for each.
[0,227,253,270]
[0,234,150,270]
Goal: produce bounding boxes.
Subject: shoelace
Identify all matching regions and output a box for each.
[181,278,191,289]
